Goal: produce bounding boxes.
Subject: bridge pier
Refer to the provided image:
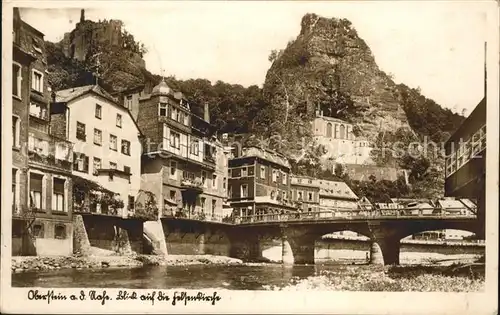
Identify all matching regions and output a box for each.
[369,223,400,266]
[369,236,400,266]
[282,228,316,265]
[281,237,294,264]
[229,233,263,262]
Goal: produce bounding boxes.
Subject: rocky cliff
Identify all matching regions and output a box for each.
[263,13,463,144]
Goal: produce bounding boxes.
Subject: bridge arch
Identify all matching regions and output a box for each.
[395,221,479,241]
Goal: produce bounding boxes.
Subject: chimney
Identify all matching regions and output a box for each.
[204,103,210,123]
[80,9,85,23]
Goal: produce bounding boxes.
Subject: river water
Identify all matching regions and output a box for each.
[12,248,482,290]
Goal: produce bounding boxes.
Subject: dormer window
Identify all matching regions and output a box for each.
[32,38,42,54]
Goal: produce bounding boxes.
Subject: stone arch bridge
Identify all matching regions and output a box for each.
[159,215,481,266]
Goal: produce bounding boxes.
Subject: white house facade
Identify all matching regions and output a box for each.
[56,85,142,216]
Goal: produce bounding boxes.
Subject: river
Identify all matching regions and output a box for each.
[12,247,483,291]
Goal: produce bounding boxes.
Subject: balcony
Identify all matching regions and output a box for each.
[203,153,215,164]
[181,178,204,193]
[28,134,73,172]
[29,103,49,121]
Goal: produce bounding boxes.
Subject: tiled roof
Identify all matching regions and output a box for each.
[56,85,119,104]
[318,180,358,200]
[240,146,291,169]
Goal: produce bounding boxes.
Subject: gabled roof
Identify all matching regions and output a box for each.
[56,85,119,104]
[55,85,144,137]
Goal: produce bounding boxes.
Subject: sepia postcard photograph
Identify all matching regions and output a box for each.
[1,0,499,314]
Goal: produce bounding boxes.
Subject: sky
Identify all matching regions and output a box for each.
[19,1,492,115]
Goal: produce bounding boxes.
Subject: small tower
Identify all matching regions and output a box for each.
[80,9,85,23]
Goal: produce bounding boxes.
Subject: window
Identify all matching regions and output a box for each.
[201,197,206,212]
[116,114,122,128]
[169,190,176,201]
[125,95,133,109]
[52,178,65,212]
[93,157,101,175]
[298,191,303,201]
[229,185,233,198]
[32,70,43,93]
[93,128,102,145]
[260,166,266,179]
[110,162,117,170]
[170,131,180,149]
[12,63,21,97]
[121,140,131,155]
[308,192,313,201]
[241,184,248,198]
[190,139,199,156]
[29,173,43,210]
[184,114,189,125]
[212,200,216,217]
[326,123,333,137]
[28,135,49,155]
[179,112,184,124]
[110,134,117,151]
[159,103,167,116]
[76,122,86,141]
[171,107,178,120]
[124,166,131,174]
[128,196,135,210]
[282,172,287,184]
[241,167,248,177]
[202,171,207,187]
[73,153,89,173]
[212,174,217,189]
[95,104,102,119]
[12,169,17,213]
[54,225,66,239]
[272,170,277,182]
[32,38,42,53]
[12,116,20,147]
[33,224,44,238]
[170,161,177,178]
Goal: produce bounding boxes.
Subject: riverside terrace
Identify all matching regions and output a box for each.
[154,207,481,266]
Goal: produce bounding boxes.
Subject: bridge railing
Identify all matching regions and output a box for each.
[233,208,476,224]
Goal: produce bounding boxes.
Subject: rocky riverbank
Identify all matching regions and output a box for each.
[264,263,485,292]
[11,254,244,273]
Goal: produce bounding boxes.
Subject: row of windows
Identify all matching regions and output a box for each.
[445,125,486,177]
[94,104,122,127]
[230,165,288,184]
[165,191,218,213]
[74,153,131,181]
[295,190,316,202]
[12,169,68,212]
[28,222,67,239]
[12,62,44,98]
[169,161,226,190]
[159,103,189,126]
[76,122,130,155]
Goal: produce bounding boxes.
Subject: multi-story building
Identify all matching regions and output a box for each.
[12,8,74,256]
[55,84,142,217]
[317,179,359,216]
[138,80,228,221]
[312,109,373,165]
[444,43,487,239]
[290,175,320,213]
[228,146,297,222]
